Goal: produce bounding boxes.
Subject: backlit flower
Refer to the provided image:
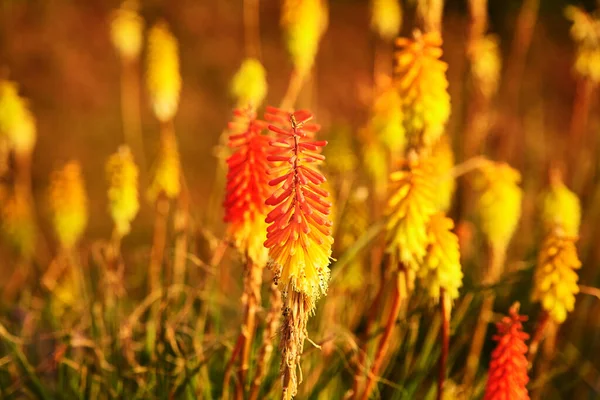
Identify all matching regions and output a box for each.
[371,0,402,41]
[541,173,580,237]
[223,108,271,265]
[230,58,268,109]
[0,80,36,156]
[483,304,530,400]
[110,0,144,61]
[106,146,139,237]
[148,128,181,202]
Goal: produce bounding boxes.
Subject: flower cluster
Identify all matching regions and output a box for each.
[418,212,463,301]
[263,106,333,309]
[565,6,600,83]
[541,173,581,237]
[430,135,455,212]
[106,146,140,237]
[148,128,181,202]
[394,31,450,147]
[48,161,88,249]
[468,35,502,100]
[223,108,271,265]
[147,21,181,122]
[484,304,530,400]
[385,153,437,271]
[532,233,581,324]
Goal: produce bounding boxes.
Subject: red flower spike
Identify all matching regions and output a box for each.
[263,107,333,309]
[223,107,272,264]
[484,304,530,400]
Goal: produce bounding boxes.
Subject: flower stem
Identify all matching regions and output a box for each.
[438,290,451,400]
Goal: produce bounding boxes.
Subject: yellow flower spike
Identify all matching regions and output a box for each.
[0,80,37,156]
[385,153,437,270]
[565,6,600,83]
[469,35,502,100]
[394,31,450,148]
[532,232,581,324]
[0,188,36,257]
[106,146,140,237]
[147,21,181,122]
[371,0,402,41]
[110,0,144,61]
[48,161,88,249]
[369,76,406,154]
[148,128,181,202]
[281,0,328,77]
[474,162,522,252]
[230,58,268,109]
[323,124,358,177]
[418,212,463,301]
[430,134,455,212]
[541,171,581,237]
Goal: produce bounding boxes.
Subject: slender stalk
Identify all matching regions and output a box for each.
[527,311,549,366]
[438,290,450,400]
[173,188,190,286]
[120,57,146,173]
[223,333,244,399]
[280,69,305,110]
[237,258,263,397]
[244,0,261,60]
[249,283,282,400]
[359,271,405,400]
[569,78,594,192]
[532,322,557,400]
[149,194,169,294]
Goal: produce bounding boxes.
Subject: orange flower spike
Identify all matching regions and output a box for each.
[223,108,272,265]
[264,106,333,310]
[484,304,530,400]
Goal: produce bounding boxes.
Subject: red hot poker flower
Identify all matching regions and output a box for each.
[484,304,530,400]
[223,107,272,265]
[263,106,333,310]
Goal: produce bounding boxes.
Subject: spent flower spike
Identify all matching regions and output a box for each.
[483,304,530,400]
[223,108,271,265]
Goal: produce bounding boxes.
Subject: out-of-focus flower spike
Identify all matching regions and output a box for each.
[0,186,36,257]
[146,20,181,122]
[148,128,181,202]
[394,31,451,148]
[565,6,600,83]
[0,80,36,156]
[106,146,140,237]
[483,304,530,400]
[430,134,455,212]
[223,108,271,265]
[48,161,88,249]
[230,58,268,109]
[468,35,502,101]
[281,0,328,77]
[371,0,402,41]
[110,0,144,62]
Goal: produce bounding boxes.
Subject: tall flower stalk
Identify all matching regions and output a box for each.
[263,107,333,399]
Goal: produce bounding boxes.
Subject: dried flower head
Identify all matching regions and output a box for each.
[48,161,88,249]
[0,80,36,156]
[264,106,333,309]
[469,35,502,100]
[106,146,139,237]
[371,0,402,41]
[385,153,437,270]
[394,31,450,147]
[474,162,522,252]
[565,6,600,82]
[430,134,455,212]
[223,108,271,265]
[532,233,581,324]
[418,213,463,301]
[483,304,530,400]
[281,0,328,76]
[541,172,581,237]
[148,128,181,202]
[147,21,181,122]
[230,58,268,109]
[110,0,144,61]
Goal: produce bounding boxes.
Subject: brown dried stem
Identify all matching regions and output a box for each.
[438,290,451,400]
